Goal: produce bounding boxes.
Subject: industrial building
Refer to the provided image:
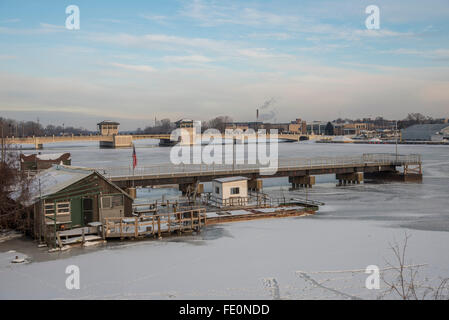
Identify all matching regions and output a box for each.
[401,124,449,141]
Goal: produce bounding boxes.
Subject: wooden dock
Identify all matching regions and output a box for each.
[103,208,207,239]
[206,206,316,225]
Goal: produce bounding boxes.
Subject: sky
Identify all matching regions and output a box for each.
[0,0,448,130]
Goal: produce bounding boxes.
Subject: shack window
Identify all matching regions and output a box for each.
[112,195,123,206]
[44,203,55,215]
[44,201,70,220]
[215,187,220,194]
[102,197,112,209]
[56,202,70,215]
[231,187,240,195]
[102,195,124,209]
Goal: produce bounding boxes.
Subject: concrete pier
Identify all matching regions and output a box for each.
[100,135,133,148]
[289,175,316,188]
[336,172,363,186]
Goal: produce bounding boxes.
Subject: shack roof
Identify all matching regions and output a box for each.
[213,176,249,184]
[10,165,131,206]
[20,153,71,162]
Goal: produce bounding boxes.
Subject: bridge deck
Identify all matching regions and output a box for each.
[102,153,421,188]
[5,133,302,145]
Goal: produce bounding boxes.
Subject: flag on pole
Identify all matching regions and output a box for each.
[132,144,137,169]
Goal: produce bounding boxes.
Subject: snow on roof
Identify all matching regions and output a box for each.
[213,176,249,183]
[10,165,94,206]
[22,153,70,161]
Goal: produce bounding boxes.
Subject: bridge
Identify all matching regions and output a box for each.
[100,153,422,191]
[3,132,304,149]
[3,134,172,149]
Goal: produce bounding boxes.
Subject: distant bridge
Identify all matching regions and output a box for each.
[4,132,305,149]
[101,153,423,189]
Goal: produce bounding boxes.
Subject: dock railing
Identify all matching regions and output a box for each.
[100,153,422,179]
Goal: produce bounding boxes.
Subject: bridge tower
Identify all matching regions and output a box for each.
[98,120,133,148]
[97,120,120,136]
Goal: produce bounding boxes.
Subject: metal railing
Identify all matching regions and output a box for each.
[100,153,421,179]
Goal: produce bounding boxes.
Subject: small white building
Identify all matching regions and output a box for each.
[212,176,248,207]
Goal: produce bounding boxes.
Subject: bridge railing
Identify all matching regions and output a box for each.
[100,153,421,178]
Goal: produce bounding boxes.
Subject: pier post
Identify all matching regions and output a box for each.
[126,187,136,199]
[289,175,315,189]
[248,179,263,192]
[336,172,363,186]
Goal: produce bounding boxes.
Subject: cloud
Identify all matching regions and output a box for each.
[141,14,169,24]
[0,22,66,35]
[383,48,449,60]
[110,63,155,72]
[237,48,277,59]
[1,18,21,23]
[0,55,16,60]
[245,32,293,40]
[181,0,301,28]
[1,63,448,130]
[163,55,214,63]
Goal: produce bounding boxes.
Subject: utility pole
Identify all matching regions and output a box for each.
[1,123,4,164]
[232,137,236,172]
[395,120,398,162]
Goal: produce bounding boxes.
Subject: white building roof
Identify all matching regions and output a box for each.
[213,176,249,183]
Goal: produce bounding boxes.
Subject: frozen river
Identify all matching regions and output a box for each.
[1,141,448,299]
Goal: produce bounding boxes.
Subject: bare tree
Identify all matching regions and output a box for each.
[0,146,31,232]
[382,232,449,300]
[207,116,233,133]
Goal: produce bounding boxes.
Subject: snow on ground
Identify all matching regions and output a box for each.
[1,218,448,299]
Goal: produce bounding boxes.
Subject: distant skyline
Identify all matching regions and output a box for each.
[1,0,449,130]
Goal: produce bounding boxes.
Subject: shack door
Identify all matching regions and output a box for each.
[83,198,94,226]
[70,199,83,227]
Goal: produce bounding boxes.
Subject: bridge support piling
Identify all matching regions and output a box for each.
[289,175,315,189]
[179,183,204,196]
[336,172,363,186]
[248,179,263,192]
[364,169,422,183]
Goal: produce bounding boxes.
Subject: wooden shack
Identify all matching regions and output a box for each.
[20,153,71,171]
[11,165,133,244]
